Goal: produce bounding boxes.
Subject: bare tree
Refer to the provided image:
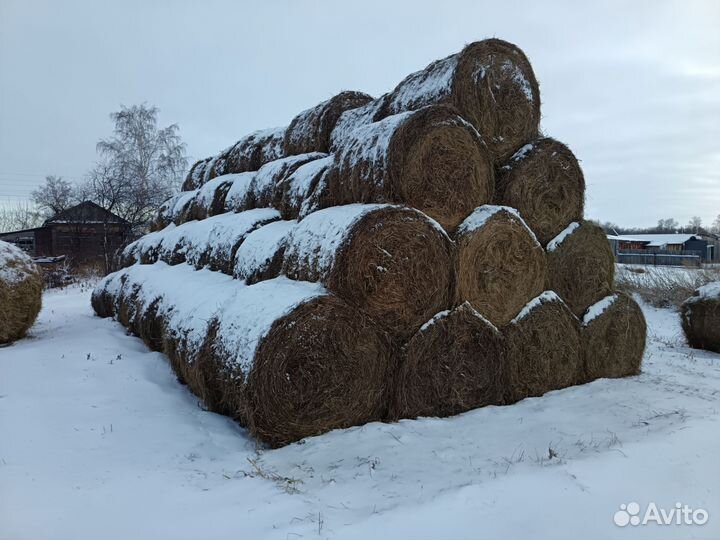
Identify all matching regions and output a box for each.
[31,175,77,218]
[0,200,43,233]
[687,216,702,234]
[712,214,720,234]
[656,218,679,233]
[83,104,187,236]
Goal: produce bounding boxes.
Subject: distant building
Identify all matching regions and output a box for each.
[608,233,717,265]
[0,201,130,265]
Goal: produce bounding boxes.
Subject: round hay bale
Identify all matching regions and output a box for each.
[224,126,287,174]
[208,279,392,448]
[545,220,615,317]
[252,152,327,210]
[182,158,211,192]
[391,302,504,420]
[331,105,494,231]
[185,176,234,221]
[282,204,454,339]
[497,138,585,245]
[0,241,43,344]
[284,91,374,155]
[234,220,296,284]
[582,293,646,380]
[681,283,720,353]
[377,38,540,162]
[172,190,199,225]
[454,205,546,326]
[504,291,582,403]
[150,193,183,232]
[91,271,124,318]
[275,155,334,219]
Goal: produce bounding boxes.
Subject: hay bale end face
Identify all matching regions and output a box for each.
[504,291,582,403]
[0,241,43,344]
[682,283,720,353]
[455,205,546,326]
[378,38,541,162]
[283,204,454,339]
[392,302,504,420]
[234,220,296,284]
[284,91,374,155]
[332,105,494,231]
[497,138,585,246]
[545,220,615,317]
[582,292,646,381]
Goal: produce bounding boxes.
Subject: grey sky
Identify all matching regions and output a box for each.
[1,0,718,228]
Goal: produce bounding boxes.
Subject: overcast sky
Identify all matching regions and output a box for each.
[1,0,718,228]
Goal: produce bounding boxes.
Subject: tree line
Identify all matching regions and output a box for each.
[596,216,720,237]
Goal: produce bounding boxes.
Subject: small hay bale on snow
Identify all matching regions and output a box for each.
[497,138,585,246]
[454,205,546,326]
[681,282,720,353]
[330,105,494,231]
[233,220,296,284]
[0,241,42,344]
[284,91,374,155]
[282,204,454,339]
[224,127,287,175]
[504,291,582,403]
[391,302,504,420]
[545,220,615,317]
[376,38,540,162]
[582,292,646,381]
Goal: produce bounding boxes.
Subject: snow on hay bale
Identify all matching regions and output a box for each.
[223,127,287,177]
[220,153,327,216]
[391,302,504,420]
[284,91,374,155]
[233,220,296,284]
[275,155,335,219]
[0,241,43,344]
[122,209,280,274]
[545,220,615,317]
[454,205,546,326]
[184,175,235,221]
[504,291,582,403]
[376,38,540,162]
[582,293,646,380]
[330,105,494,231]
[496,138,585,246]
[282,204,454,339]
[93,264,393,448]
[181,158,211,191]
[681,282,720,353]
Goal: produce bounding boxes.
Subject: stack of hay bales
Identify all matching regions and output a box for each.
[681,283,720,353]
[94,38,646,447]
[0,240,43,344]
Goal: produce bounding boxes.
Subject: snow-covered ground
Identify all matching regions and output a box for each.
[1,285,719,540]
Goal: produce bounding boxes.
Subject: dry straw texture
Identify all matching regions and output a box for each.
[504,292,582,403]
[391,303,504,420]
[378,38,540,162]
[0,241,43,344]
[454,206,546,326]
[582,293,646,381]
[681,284,720,353]
[284,91,373,155]
[244,295,392,447]
[332,105,494,231]
[497,138,585,246]
[546,220,615,317]
[282,205,454,339]
[224,127,286,177]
